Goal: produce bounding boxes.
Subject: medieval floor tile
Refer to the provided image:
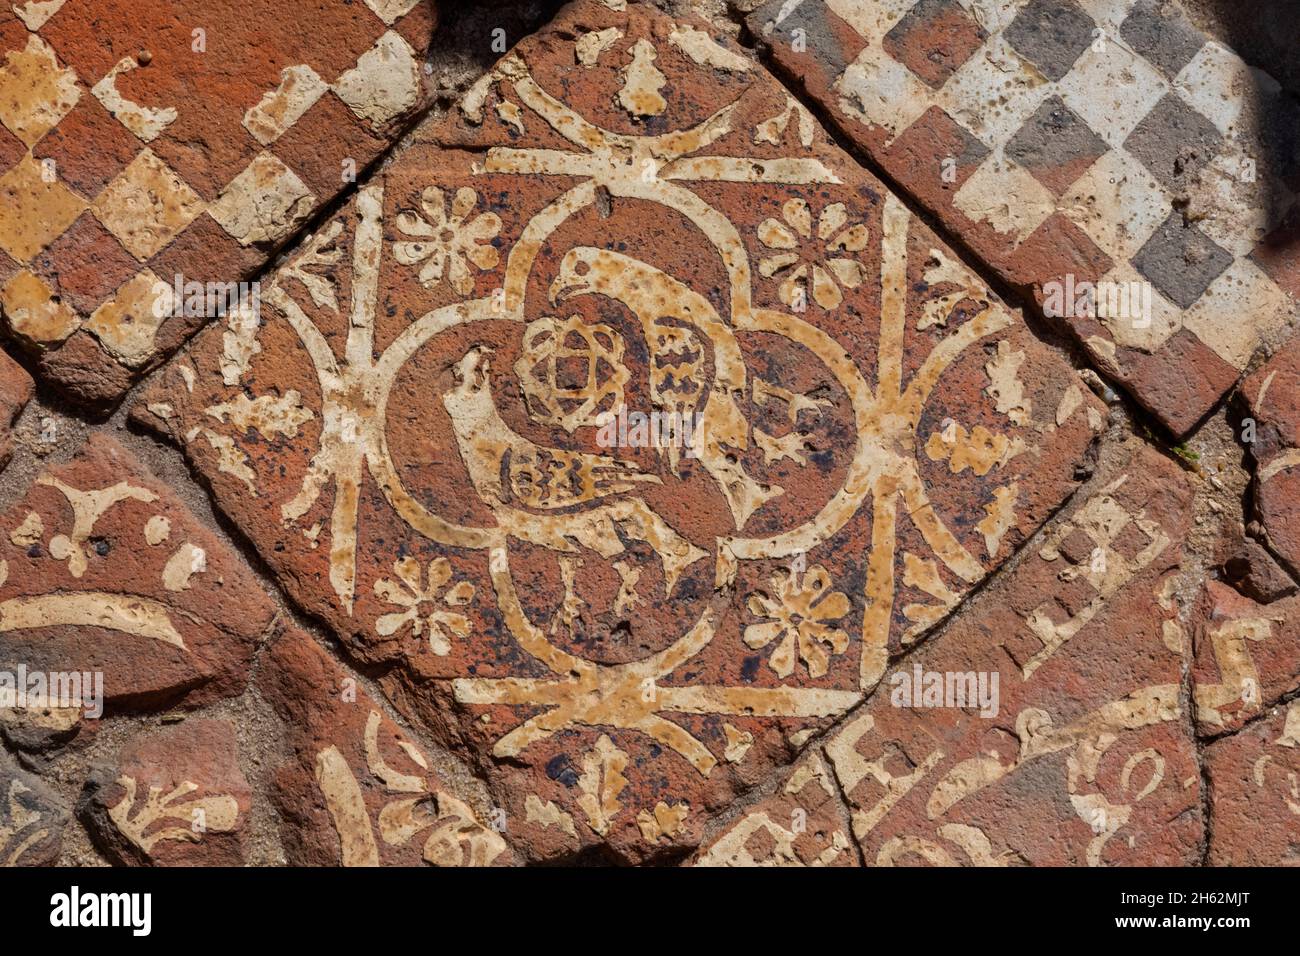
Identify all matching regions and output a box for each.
[256,626,512,867]
[1242,336,1300,576]
[1191,581,1300,736]
[0,346,32,468]
[0,433,275,745]
[0,0,436,405]
[748,0,1300,435]
[0,750,67,865]
[816,443,1201,866]
[136,0,1104,863]
[78,718,252,865]
[1204,698,1300,865]
[1217,531,1297,605]
[691,750,857,865]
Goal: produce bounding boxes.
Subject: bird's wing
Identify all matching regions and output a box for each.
[506,445,660,511]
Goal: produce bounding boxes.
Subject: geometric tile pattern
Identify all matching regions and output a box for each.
[0,0,435,404]
[750,0,1300,434]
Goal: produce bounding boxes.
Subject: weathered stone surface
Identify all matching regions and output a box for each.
[136,0,1103,862]
[79,718,251,865]
[0,750,67,865]
[0,0,436,405]
[1204,698,1300,865]
[1191,580,1300,736]
[257,625,511,866]
[1243,336,1300,576]
[748,0,1299,435]
[0,347,31,468]
[691,750,856,865]
[812,443,1202,865]
[1218,530,1297,604]
[0,433,275,728]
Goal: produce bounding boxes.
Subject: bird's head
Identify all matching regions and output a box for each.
[450,345,493,395]
[548,247,609,305]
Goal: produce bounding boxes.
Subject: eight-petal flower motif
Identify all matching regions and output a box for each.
[375,556,476,655]
[757,199,869,311]
[394,186,502,295]
[744,565,851,678]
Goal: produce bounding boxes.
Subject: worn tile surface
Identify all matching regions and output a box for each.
[1190,580,1300,736]
[1243,336,1300,575]
[135,0,1104,861]
[0,0,1294,870]
[781,442,1201,866]
[1204,698,1300,865]
[78,718,252,865]
[0,0,435,404]
[749,0,1300,435]
[258,625,512,867]
[0,750,66,864]
[0,433,276,736]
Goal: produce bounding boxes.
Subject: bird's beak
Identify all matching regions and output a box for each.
[548,271,580,306]
[453,347,492,387]
[471,347,492,387]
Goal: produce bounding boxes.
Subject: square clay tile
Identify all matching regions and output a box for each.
[207,150,315,248]
[30,91,142,198]
[1117,0,1207,80]
[1172,40,1257,137]
[31,210,139,315]
[0,754,66,865]
[936,34,1053,147]
[0,268,79,347]
[0,34,79,146]
[255,626,514,867]
[1122,93,1225,193]
[748,0,1300,435]
[135,0,1106,864]
[331,30,423,128]
[1181,257,1295,370]
[0,0,436,407]
[1001,0,1097,83]
[1192,583,1300,737]
[881,0,988,90]
[1131,210,1234,311]
[83,267,172,369]
[953,152,1057,242]
[1059,148,1168,261]
[1205,700,1300,865]
[1053,39,1168,149]
[79,719,254,865]
[91,147,205,261]
[0,432,276,717]
[1004,94,1109,196]
[1242,335,1300,573]
[0,152,86,263]
[147,211,266,288]
[272,90,387,199]
[820,443,1201,866]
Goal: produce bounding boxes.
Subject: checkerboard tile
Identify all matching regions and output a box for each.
[751,0,1300,434]
[0,0,435,405]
